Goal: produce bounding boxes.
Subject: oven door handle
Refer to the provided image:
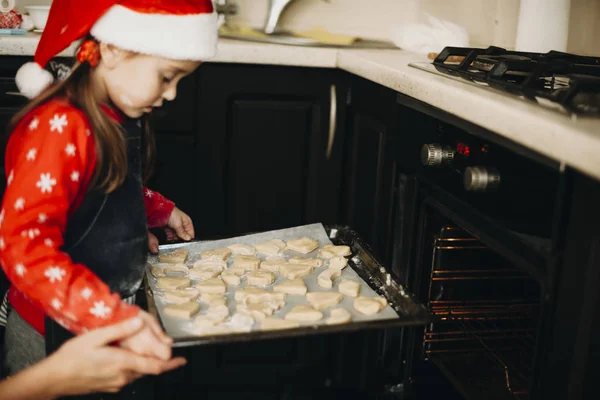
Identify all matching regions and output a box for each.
[326,84,337,160]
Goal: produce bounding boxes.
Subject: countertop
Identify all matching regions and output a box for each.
[2,33,600,181]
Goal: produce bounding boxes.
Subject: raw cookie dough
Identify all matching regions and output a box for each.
[280,264,313,280]
[328,256,348,270]
[189,265,224,280]
[158,248,189,264]
[163,289,200,304]
[221,274,241,286]
[255,239,286,255]
[157,276,191,290]
[195,278,226,294]
[317,269,342,289]
[318,244,351,259]
[222,266,246,276]
[353,296,388,315]
[326,308,352,325]
[200,293,227,306]
[151,263,188,278]
[246,271,275,286]
[232,255,261,271]
[286,237,319,254]
[306,292,343,310]
[260,317,300,331]
[288,257,324,268]
[284,305,323,322]
[338,280,361,297]
[200,248,232,261]
[236,303,277,320]
[273,278,307,295]
[193,320,233,336]
[259,257,288,272]
[193,259,227,269]
[204,304,230,322]
[235,287,286,306]
[228,313,255,333]
[227,244,256,256]
[164,301,200,319]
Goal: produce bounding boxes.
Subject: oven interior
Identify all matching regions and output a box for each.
[413,208,542,400]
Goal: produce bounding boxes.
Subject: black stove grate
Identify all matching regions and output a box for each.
[433,46,600,115]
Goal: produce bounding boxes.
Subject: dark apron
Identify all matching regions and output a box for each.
[45,118,149,399]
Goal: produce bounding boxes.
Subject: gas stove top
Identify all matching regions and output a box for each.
[409,46,600,116]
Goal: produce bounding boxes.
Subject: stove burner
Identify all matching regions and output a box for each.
[432,46,600,115]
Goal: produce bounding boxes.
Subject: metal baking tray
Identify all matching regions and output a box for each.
[145,224,431,348]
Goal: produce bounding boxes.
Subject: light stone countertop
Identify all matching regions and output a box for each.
[2,34,600,181]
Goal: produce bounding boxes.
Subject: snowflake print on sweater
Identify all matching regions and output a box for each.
[0,99,175,336]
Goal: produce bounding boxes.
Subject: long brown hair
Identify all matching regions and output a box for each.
[8,59,155,193]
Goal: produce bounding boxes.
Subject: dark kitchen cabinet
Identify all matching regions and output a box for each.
[192,63,348,238]
[343,76,402,266]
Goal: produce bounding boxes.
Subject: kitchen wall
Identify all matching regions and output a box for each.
[13,0,600,55]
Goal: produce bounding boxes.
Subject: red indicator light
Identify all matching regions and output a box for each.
[457,143,471,156]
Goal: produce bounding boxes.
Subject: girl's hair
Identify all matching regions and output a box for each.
[8,54,155,193]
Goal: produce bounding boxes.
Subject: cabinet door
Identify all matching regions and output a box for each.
[195,64,347,238]
[343,78,400,265]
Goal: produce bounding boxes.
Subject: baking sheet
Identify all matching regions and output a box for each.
[146,223,400,341]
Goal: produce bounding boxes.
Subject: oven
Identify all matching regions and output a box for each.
[394,95,566,400]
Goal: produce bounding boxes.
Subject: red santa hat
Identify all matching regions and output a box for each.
[17,0,217,99]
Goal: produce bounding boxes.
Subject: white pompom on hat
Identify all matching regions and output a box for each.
[16,0,218,99]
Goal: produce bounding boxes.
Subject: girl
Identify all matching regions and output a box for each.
[0,0,217,385]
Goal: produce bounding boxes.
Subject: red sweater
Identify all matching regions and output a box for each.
[0,99,175,335]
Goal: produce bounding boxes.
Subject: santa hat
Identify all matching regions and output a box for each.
[17,0,217,99]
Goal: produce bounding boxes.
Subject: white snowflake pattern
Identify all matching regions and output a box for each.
[26,148,37,161]
[54,317,70,329]
[0,237,5,250]
[81,287,93,300]
[44,238,54,247]
[65,143,76,157]
[7,170,14,186]
[38,213,48,223]
[45,266,66,283]
[0,209,4,228]
[51,298,62,310]
[85,129,91,136]
[21,229,41,239]
[70,171,80,182]
[29,117,39,131]
[145,189,153,198]
[49,114,68,133]
[36,173,57,194]
[15,263,26,277]
[14,198,25,211]
[90,301,111,319]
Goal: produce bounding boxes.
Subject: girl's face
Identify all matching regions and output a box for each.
[97,46,201,118]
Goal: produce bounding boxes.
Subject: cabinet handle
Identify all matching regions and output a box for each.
[326,84,337,160]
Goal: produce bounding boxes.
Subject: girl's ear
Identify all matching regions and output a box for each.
[98,42,126,69]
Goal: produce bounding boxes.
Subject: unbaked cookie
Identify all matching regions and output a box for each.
[260,317,300,331]
[280,264,313,280]
[286,237,319,254]
[317,269,342,289]
[288,257,324,268]
[273,278,307,295]
[353,296,388,315]
[163,289,200,304]
[326,308,352,325]
[188,265,224,280]
[318,244,351,259]
[255,239,286,255]
[193,259,227,269]
[150,263,188,278]
[200,248,232,261]
[156,276,191,290]
[306,292,343,310]
[164,301,200,319]
[227,244,256,256]
[221,273,241,286]
[232,255,261,271]
[158,248,189,264]
[338,280,360,297]
[195,278,226,294]
[284,305,323,322]
[200,293,227,306]
[246,271,275,287]
[259,257,288,272]
[328,256,348,270]
[236,303,276,320]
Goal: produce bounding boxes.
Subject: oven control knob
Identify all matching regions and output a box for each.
[421,144,455,167]
[464,167,501,192]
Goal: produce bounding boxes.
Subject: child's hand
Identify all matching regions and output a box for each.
[46,317,185,396]
[118,311,173,361]
[167,207,195,241]
[148,232,159,254]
